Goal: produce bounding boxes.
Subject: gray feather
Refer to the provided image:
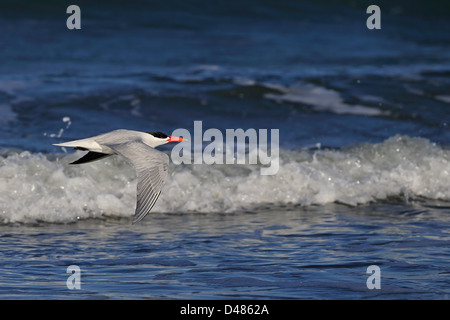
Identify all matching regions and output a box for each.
[106,141,169,224]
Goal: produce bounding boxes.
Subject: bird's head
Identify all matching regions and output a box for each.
[146,131,185,147]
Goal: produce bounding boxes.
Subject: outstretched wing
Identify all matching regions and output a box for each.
[106,141,169,224]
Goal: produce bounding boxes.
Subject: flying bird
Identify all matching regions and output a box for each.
[53,129,184,224]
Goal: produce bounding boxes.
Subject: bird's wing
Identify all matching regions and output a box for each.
[105,141,169,224]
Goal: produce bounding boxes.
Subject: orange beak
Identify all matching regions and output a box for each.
[168,136,184,143]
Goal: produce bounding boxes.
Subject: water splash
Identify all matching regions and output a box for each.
[0,135,449,224]
[43,117,72,150]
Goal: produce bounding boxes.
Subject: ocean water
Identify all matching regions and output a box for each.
[0,0,449,300]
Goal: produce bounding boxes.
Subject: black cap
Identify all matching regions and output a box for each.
[147,131,169,139]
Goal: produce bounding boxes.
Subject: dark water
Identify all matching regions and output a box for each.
[0,0,449,299]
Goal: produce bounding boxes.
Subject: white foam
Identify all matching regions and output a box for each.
[435,95,450,104]
[264,83,388,116]
[0,135,449,223]
[0,151,136,223]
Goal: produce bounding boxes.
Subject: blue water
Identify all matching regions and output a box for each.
[0,0,449,299]
[1,206,449,299]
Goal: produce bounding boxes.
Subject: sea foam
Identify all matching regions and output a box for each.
[0,135,449,224]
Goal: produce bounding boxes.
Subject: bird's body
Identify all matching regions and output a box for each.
[53,129,184,224]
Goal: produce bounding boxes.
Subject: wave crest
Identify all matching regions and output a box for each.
[0,135,449,223]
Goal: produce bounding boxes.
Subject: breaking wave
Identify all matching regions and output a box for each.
[0,135,449,224]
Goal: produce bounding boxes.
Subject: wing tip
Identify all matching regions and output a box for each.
[132,191,162,224]
[132,214,146,224]
[132,209,149,224]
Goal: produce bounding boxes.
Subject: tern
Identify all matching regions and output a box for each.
[53,129,184,224]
